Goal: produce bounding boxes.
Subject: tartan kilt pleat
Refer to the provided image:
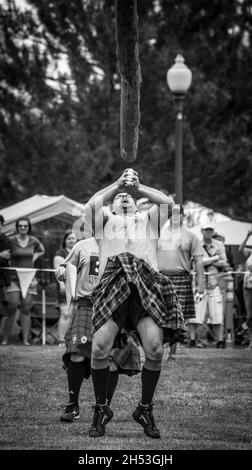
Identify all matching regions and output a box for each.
[163,274,196,320]
[92,253,188,345]
[64,303,93,358]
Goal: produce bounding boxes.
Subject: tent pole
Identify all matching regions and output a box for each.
[42,288,46,346]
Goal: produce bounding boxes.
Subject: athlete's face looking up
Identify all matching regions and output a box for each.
[112,193,137,214]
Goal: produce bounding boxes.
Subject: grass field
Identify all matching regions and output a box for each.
[0,343,251,451]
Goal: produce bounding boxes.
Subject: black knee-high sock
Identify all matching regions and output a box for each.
[67,360,86,406]
[106,370,119,405]
[91,367,110,405]
[141,367,161,405]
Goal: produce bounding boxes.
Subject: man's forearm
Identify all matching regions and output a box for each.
[202,255,219,266]
[214,259,228,269]
[33,251,45,262]
[239,235,250,252]
[135,184,173,205]
[87,181,120,210]
[195,257,204,291]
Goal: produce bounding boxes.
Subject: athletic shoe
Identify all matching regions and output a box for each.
[216,340,226,349]
[60,402,80,422]
[88,404,113,438]
[189,339,196,347]
[132,402,161,439]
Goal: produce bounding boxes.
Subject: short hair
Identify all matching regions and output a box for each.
[0,214,4,225]
[15,217,32,234]
[62,229,76,248]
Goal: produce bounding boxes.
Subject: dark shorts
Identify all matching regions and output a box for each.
[112,283,147,331]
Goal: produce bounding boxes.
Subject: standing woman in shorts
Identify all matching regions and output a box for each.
[1,217,45,346]
[53,230,77,346]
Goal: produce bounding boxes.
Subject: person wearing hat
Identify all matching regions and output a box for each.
[188,220,229,348]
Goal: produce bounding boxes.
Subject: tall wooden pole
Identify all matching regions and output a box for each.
[174,95,185,204]
[116,0,141,162]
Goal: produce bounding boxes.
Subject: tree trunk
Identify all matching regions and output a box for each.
[115,0,141,162]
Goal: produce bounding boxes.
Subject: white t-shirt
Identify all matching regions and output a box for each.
[157,223,203,274]
[98,212,158,278]
[61,237,99,299]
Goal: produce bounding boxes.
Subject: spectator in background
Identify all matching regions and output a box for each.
[188,221,229,348]
[0,215,11,323]
[1,217,45,346]
[212,232,233,342]
[239,230,252,349]
[53,230,77,346]
[158,204,204,359]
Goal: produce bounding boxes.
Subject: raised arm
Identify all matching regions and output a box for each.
[125,171,174,232]
[55,243,80,282]
[87,169,138,210]
[33,239,45,263]
[134,183,173,206]
[238,230,252,257]
[194,255,204,294]
[84,169,139,236]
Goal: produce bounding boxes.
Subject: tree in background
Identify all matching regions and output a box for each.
[0,0,251,221]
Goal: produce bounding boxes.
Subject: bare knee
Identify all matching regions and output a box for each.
[92,339,111,360]
[21,297,32,316]
[60,305,70,321]
[7,295,19,316]
[20,304,31,316]
[145,341,164,362]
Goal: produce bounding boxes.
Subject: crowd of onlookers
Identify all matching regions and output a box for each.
[0,212,251,350]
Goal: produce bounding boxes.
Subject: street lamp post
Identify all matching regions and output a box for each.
[167,54,192,204]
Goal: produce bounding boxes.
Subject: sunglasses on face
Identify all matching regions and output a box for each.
[18,225,29,228]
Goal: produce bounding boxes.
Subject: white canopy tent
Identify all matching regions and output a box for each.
[183,201,231,225]
[189,219,252,246]
[0,194,85,235]
[1,195,250,245]
[183,201,251,245]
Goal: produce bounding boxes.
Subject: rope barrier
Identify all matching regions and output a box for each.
[0,267,249,275]
[0,267,247,347]
[0,267,56,272]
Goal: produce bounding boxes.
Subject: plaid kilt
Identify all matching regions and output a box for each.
[63,297,141,377]
[64,299,93,359]
[92,253,187,345]
[163,273,195,320]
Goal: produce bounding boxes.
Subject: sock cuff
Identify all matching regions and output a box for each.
[91,358,110,369]
[143,359,162,371]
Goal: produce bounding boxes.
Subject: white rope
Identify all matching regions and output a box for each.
[0,267,248,275]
